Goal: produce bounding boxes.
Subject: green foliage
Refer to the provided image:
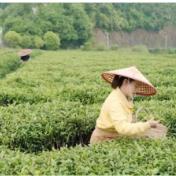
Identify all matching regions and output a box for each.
[0,3,9,9]
[3,16,24,34]
[96,42,107,51]
[20,35,32,48]
[59,3,93,48]
[132,45,148,53]
[34,36,44,49]
[65,4,92,41]
[1,3,176,48]
[148,47,165,54]
[9,3,32,16]
[53,15,78,48]
[95,13,109,30]
[82,42,93,51]
[0,139,175,175]
[3,15,42,36]
[4,31,21,47]
[0,101,98,152]
[44,31,60,50]
[83,3,96,21]
[148,47,176,54]
[167,47,176,54]
[110,44,118,50]
[0,9,3,24]
[0,49,21,78]
[0,49,176,174]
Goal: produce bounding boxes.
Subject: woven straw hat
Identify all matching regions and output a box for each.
[101,66,156,96]
[18,49,32,57]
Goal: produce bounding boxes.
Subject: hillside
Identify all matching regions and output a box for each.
[94,26,176,48]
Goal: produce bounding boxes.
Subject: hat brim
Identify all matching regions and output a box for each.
[18,49,32,57]
[101,67,157,96]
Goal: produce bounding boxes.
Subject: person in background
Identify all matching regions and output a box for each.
[18,49,32,62]
[90,66,160,144]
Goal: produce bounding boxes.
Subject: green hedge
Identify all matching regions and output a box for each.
[0,101,99,152]
[0,138,175,175]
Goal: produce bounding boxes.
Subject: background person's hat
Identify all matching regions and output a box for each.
[18,49,32,57]
[101,66,157,96]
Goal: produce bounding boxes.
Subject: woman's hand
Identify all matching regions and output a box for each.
[148,117,160,128]
[131,118,136,123]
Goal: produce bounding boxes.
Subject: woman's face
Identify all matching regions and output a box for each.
[121,79,141,98]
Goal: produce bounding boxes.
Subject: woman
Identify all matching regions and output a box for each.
[18,49,32,62]
[90,66,160,144]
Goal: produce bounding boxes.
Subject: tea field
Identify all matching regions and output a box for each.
[0,48,175,175]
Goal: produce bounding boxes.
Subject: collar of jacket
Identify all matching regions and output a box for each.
[114,87,133,109]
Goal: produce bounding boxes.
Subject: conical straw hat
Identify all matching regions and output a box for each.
[18,49,32,57]
[101,66,157,96]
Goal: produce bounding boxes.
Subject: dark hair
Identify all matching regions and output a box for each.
[21,55,30,61]
[111,75,134,89]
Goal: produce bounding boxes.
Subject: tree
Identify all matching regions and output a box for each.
[34,36,44,49]
[63,3,93,46]
[4,30,21,47]
[21,35,32,48]
[44,31,60,50]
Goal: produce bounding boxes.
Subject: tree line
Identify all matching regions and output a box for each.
[0,3,176,49]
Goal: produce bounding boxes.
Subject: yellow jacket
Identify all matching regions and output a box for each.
[96,87,151,136]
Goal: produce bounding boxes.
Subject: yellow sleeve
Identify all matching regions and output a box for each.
[109,100,150,136]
